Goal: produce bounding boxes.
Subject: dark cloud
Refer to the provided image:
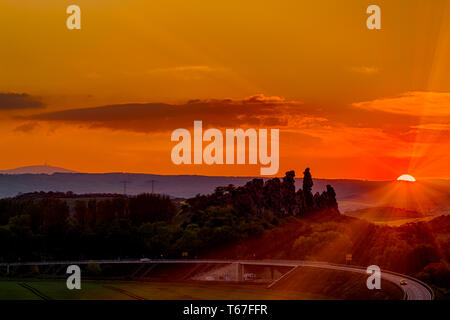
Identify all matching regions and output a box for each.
[17,92,431,135]
[14,122,40,133]
[23,95,313,133]
[0,93,44,110]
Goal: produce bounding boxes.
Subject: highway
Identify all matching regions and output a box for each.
[0,259,433,300]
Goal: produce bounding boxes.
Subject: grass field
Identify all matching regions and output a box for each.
[0,279,329,300]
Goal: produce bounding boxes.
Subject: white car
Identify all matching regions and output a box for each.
[399,279,408,286]
[140,258,151,262]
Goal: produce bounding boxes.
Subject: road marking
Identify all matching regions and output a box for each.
[18,283,52,301]
[103,285,146,300]
[267,266,298,289]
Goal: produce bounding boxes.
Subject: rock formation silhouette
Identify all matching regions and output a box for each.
[187,168,339,217]
[302,168,314,209]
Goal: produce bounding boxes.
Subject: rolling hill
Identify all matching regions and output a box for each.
[0,171,449,214]
[0,165,77,175]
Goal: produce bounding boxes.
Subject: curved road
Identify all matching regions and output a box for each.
[284,261,433,300]
[0,259,433,300]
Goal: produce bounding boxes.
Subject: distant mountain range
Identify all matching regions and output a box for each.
[0,165,77,175]
[0,166,449,214]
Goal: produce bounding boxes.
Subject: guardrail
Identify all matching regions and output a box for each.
[379,268,435,300]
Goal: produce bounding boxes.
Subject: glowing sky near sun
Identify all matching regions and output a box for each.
[397,174,416,182]
[0,0,449,179]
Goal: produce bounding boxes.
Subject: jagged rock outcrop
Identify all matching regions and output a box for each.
[186,168,339,217]
[303,168,314,209]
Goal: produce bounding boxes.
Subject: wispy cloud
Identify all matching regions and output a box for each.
[411,123,450,131]
[352,91,450,117]
[148,65,220,73]
[351,66,379,75]
[0,93,44,110]
[14,122,40,133]
[147,65,227,80]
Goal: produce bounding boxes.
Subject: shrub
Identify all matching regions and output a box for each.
[86,262,102,276]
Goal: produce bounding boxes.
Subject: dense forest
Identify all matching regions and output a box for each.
[0,168,449,294]
[0,168,337,262]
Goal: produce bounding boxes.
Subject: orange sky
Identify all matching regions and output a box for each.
[0,0,449,180]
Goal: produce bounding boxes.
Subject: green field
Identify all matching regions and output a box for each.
[0,279,328,300]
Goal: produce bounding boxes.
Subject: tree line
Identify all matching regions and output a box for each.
[0,168,337,262]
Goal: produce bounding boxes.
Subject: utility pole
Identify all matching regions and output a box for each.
[147,180,157,194]
[120,181,131,195]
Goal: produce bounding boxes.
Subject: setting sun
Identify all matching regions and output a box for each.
[397,174,416,182]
